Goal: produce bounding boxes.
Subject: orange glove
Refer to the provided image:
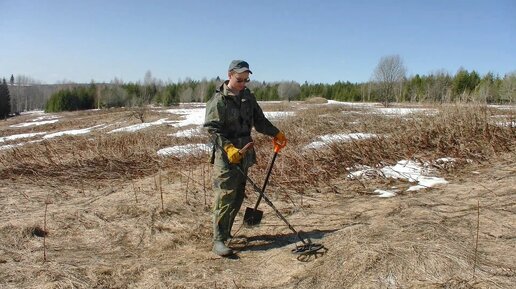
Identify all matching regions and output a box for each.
[273,131,287,149]
[224,144,242,164]
[274,131,287,143]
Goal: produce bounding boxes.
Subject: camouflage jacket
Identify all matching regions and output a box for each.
[204,81,279,167]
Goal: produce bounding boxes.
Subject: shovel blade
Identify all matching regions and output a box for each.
[243,207,263,226]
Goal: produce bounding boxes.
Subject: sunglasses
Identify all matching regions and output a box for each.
[236,77,250,83]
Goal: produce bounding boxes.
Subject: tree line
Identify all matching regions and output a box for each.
[2,62,515,114]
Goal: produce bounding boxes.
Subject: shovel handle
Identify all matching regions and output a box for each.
[253,150,279,210]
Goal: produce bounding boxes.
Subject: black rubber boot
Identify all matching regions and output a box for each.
[213,240,234,257]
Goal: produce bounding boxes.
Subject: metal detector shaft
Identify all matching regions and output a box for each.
[239,160,306,244]
[210,135,307,245]
[253,151,278,211]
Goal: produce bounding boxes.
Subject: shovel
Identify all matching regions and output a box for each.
[243,138,285,226]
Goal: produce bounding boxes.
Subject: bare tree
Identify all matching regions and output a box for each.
[372,55,406,106]
[426,70,452,103]
[500,72,516,104]
[179,87,194,102]
[277,81,301,101]
[193,79,209,102]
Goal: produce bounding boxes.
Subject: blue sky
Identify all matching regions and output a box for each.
[1,0,515,84]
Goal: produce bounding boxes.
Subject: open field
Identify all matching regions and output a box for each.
[0,101,515,288]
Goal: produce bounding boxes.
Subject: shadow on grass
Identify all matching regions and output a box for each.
[230,229,337,252]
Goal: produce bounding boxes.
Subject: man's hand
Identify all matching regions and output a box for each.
[273,131,287,146]
[224,144,242,164]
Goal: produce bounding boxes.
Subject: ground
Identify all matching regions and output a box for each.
[0,103,515,288]
[0,150,514,289]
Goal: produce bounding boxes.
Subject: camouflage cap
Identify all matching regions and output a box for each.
[228,60,252,74]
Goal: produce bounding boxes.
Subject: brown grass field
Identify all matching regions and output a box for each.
[0,101,515,288]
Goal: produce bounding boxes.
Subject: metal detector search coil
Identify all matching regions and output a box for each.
[292,243,325,254]
[291,239,328,262]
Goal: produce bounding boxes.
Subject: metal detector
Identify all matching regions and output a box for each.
[209,134,327,260]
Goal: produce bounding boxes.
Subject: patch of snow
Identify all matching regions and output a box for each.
[488,104,516,110]
[374,107,437,116]
[157,143,210,157]
[305,133,377,149]
[347,165,378,179]
[264,111,295,119]
[327,100,381,107]
[109,119,176,133]
[0,139,43,151]
[182,102,207,107]
[380,160,448,191]
[374,189,398,198]
[348,159,449,194]
[10,119,59,128]
[435,157,456,163]
[44,124,105,139]
[0,144,20,151]
[164,108,205,127]
[19,110,46,115]
[258,101,283,104]
[32,115,61,122]
[170,128,202,138]
[0,132,47,143]
[496,121,516,127]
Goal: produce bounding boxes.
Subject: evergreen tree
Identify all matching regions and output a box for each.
[452,68,480,97]
[0,78,11,118]
[45,86,95,112]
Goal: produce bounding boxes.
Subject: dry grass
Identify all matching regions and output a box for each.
[247,103,515,192]
[0,103,515,288]
[3,104,512,190]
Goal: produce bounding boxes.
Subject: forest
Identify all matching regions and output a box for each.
[2,62,515,114]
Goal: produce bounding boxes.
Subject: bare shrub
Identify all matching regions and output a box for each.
[250,103,515,191]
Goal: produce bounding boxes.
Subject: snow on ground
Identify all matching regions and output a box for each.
[496,121,516,127]
[0,144,21,151]
[374,189,399,198]
[109,119,176,133]
[0,139,43,151]
[10,119,60,128]
[264,111,295,119]
[2,103,497,193]
[381,160,449,191]
[348,159,450,197]
[20,110,45,115]
[488,104,516,110]
[170,128,203,138]
[166,108,205,127]
[0,132,47,143]
[9,114,61,128]
[32,115,61,122]
[327,100,381,107]
[305,133,377,149]
[373,107,438,116]
[44,124,106,139]
[157,143,210,157]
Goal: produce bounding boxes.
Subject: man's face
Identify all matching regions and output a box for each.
[228,71,250,91]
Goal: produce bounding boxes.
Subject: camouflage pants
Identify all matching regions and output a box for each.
[212,162,248,242]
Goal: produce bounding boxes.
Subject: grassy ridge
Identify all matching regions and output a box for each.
[1,103,514,190]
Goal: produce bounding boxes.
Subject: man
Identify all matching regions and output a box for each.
[204,60,287,257]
